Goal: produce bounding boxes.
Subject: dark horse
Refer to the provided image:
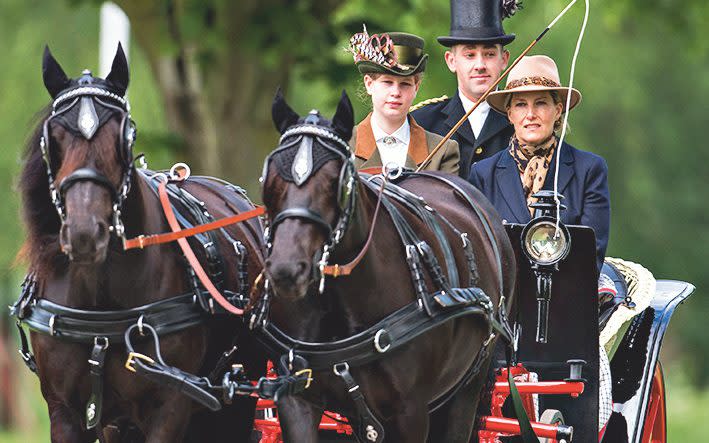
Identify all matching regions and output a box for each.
[15,45,265,442]
[255,91,516,442]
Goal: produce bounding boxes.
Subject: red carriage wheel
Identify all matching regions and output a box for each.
[641,362,667,443]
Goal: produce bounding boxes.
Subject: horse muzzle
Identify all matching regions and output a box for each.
[59,217,110,264]
[264,258,312,299]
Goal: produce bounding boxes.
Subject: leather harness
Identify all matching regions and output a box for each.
[254,122,517,443]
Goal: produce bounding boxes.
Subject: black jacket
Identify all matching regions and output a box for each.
[411,94,514,179]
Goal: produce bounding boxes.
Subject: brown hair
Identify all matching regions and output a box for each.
[364,72,424,84]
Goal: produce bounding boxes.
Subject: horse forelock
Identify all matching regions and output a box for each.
[53,118,123,184]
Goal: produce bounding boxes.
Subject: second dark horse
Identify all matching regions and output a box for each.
[257,91,517,442]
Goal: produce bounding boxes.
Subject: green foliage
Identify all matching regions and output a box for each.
[0,0,707,386]
[0,0,172,286]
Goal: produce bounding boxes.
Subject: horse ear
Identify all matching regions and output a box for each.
[105,42,129,95]
[42,45,70,98]
[272,87,300,134]
[331,90,354,141]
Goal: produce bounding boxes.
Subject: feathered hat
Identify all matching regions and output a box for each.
[348,25,428,76]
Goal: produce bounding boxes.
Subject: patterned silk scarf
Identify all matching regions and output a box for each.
[508,135,557,215]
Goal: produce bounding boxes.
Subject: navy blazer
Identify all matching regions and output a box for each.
[468,142,610,270]
[412,94,514,179]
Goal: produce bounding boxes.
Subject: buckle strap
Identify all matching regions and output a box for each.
[86,337,109,429]
[257,370,313,402]
[126,354,222,411]
[333,362,384,443]
[123,323,222,411]
[15,321,37,374]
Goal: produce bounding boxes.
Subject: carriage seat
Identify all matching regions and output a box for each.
[599,258,656,357]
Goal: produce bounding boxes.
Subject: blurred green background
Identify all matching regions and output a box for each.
[0,0,706,440]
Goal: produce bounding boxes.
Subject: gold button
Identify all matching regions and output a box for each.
[475,146,484,155]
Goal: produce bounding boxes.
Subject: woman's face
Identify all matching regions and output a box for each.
[364,74,420,121]
[506,91,563,145]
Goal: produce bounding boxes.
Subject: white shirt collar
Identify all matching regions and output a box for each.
[458,90,491,139]
[371,117,410,146]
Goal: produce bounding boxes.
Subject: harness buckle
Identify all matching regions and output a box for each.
[169,162,191,181]
[333,362,350,376]
[94,336,109,351]
[373,329,391,353]
[137,315,146,336]
[124,352,156,373]
[18,348,33,363]
[48,315,57,336]
[294,368,314,389]
[135,235,146,249]
[382,162,402,180]
[483,333,496,348]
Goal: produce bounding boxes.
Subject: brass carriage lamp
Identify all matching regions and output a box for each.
[521,191,571,343]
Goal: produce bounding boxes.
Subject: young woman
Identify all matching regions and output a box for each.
[468,55,610,271]
[348,28,459,173]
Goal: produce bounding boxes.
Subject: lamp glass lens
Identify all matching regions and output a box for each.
[525,221,567,264]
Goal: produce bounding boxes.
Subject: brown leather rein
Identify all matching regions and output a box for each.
[321,167,387,277]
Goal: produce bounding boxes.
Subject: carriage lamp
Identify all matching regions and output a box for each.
[521,192,571,343]
[523,220,570,266]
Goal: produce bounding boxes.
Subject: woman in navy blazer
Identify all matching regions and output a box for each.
[468,55,610,270]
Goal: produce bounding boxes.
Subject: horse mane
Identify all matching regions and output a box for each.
[17,107,122,278]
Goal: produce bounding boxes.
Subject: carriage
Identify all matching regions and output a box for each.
[10,47,694,443]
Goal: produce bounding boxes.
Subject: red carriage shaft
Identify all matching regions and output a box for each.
[494,380,585,397]
[479,416,572,441]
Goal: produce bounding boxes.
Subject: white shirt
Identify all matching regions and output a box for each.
[371,118,410,168]
[458,90,491,139]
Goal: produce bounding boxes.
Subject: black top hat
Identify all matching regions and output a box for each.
[437,0,519,47]
[349,29,428,77]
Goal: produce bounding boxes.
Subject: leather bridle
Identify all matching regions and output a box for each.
[261,122,357,294]
[40,83,136,239]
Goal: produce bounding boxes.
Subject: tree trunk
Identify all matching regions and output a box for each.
[116,1,292,193]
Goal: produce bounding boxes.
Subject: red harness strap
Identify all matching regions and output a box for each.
[153,179,249,315]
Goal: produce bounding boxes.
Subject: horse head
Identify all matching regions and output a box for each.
[262,90,355,299]
[40,44,135,265]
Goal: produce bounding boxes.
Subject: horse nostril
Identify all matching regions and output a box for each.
[295,261,308,274]
[95,220,109,240]
[59,224,71,252]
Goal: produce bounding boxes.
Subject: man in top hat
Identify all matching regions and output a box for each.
[411,0,520,179]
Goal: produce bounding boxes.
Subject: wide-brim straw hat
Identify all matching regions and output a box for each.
[487,55,582,114]
[350,30,428,77]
